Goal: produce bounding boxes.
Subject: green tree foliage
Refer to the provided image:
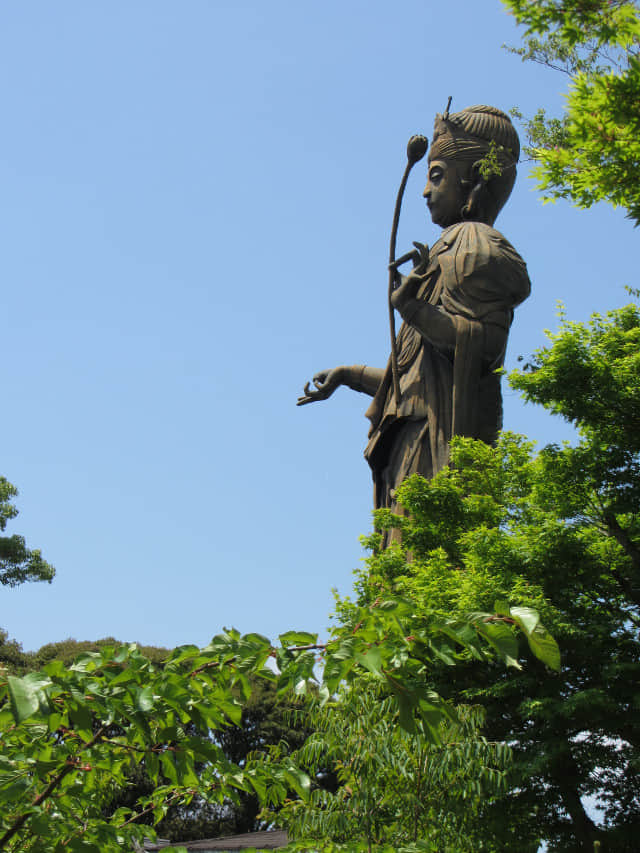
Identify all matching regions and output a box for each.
[341,300,640,850]
[156,679,313,842]
[0,635,309,853]
[0,477,54,588]
[503,0,640,223]
[0,599,555,851]
[511,299,640,592]
[0,631,30,677]
[0,633,168,677]
[270,684,511,853]
[33,637,169,668]
[0,632,311,843]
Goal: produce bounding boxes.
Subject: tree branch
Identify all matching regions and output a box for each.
[603,513,640,607]
[0,726,105,850]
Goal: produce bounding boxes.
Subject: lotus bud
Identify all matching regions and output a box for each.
[406,134,428,165]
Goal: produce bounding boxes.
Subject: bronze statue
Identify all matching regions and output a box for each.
[298,105,531,518]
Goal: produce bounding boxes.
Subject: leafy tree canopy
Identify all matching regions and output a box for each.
[0,477,54,588]
[338,299,640,850]
[270,683,511,852]
[503,0,640,223]
[155,677,313,842]
[0,632,311,843]
[0,593,555,852]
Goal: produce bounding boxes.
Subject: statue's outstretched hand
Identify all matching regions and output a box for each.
[297,367,344,406]
[390,241,430,311]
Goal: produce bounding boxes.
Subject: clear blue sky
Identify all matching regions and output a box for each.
[1,1,635,652]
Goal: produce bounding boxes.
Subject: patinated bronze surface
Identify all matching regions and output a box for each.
[298,105,530,517]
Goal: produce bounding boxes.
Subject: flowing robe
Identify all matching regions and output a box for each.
[364,220,531,511]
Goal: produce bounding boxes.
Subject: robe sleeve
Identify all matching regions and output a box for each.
[438,222,531,438]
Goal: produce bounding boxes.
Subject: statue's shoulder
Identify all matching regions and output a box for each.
[442,221,522,259]
[440,221,530,304]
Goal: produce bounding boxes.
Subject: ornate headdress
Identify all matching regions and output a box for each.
[430,104,519,166]
[430,104,520,223]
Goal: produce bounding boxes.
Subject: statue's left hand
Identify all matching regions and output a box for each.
[297,367,344,406]
[390,241,429,311]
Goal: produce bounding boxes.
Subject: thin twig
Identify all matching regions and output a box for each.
[117,788,188,829]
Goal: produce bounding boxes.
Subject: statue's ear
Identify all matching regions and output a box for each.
[461,162,488,221]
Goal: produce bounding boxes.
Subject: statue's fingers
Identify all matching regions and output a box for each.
[413,240,429,268]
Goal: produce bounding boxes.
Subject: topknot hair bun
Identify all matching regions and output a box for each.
[447,105,520,161]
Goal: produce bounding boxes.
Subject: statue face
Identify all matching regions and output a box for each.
[423,159,466,228]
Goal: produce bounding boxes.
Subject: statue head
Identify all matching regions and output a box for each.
[424,104,519,227]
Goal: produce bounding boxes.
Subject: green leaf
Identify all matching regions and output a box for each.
[278,631,318,647]
[474,621,521,669]
[69,701,93,739]
[322,655,353,693]
[318,683,331,705]
[527,624,561,672]
[217,698,243,725]
[284,766,311,801]
[245,767,267,800]
[176,751,199,787]
[242,632,271,646]
[510,606,540,636]
[7,673,51,723]
[160,751,179,785]
[135,685,154,712]
[355,645,383,677]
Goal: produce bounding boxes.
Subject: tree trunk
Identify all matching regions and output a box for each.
[555,749,600,850]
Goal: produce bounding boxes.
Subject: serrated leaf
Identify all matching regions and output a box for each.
[7,674,51,723]
[416,708,444,746]
[160,751,178,785]
[69,651,102,672]
[475,621,521,669]
[245,767,267,800]
[355,646,383,677]
[136,685,154,712]
[528,624,561,672]
[216,699,243,725]
[322,656,353,693]
[331,638,356,661]
[278,631,318,647]
[510,606,540,636]
[284,766,311,801]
